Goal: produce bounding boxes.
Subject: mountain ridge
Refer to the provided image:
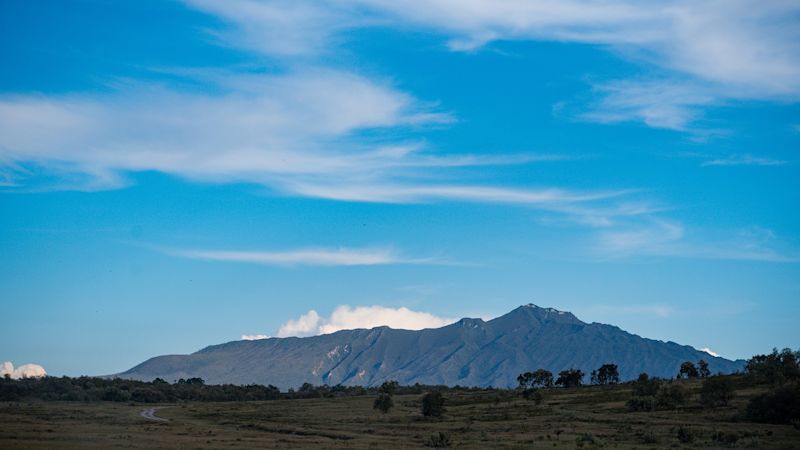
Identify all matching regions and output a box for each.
[118,304,745,388]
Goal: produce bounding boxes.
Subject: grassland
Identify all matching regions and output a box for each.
[1,379,798,449]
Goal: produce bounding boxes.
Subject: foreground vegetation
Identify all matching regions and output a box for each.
[1,376,798,449]
[1,348,798,448]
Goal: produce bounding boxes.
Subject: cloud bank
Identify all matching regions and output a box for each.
[1,361,47,379]
[243,305,455,338]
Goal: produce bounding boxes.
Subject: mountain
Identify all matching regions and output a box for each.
[117,304,745,388]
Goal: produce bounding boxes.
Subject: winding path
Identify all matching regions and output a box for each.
[139,407,169,422]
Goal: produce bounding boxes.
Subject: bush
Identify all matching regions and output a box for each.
[676,425,694,443]
[522,388,543,404]
[700,376,735,407]
[131,388,167,403]
[425,432,452,447]
[746,382,800,424]
[378,380,399,396]
[627,396,656,412]
[655,383,688,409]
[421,391,446,418]
[373,393,394,413]
[632,373,661,397]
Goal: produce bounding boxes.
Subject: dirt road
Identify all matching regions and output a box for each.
[139,407,168,422]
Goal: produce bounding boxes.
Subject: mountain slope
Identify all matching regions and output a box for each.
[118,304,744,388]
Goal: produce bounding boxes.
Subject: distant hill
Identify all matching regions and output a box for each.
[118,304,744,388]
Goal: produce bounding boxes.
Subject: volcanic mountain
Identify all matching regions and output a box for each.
[118,304,744,388]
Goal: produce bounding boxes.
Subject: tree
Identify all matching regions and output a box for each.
[700,376,734,407]
[633,373,661,397]
[373,392,394,413]
[678,361,699,379]
[421,391,446,417]
[532,369,554,388]
[555,369,584,388]
[746,382,800,424]
[592,363,620,385]
[379,380,399,396]
[517,369,553,389]
[698,360,711,378]
[746,348,800,384]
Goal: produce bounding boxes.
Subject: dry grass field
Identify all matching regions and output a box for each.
[1,380,798,449]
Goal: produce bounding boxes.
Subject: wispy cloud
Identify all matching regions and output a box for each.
[596,221,799,263]
[579,79,716,131]
[0,71,643,222]
[165,246,442,267]
[701,154,788,167]
[183,0,800,131]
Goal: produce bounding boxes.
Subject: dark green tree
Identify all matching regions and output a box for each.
[698,360,711,378]
[531,369,554,388]
[678,361,699,379]
[421,391,446,417]
[746,348,800,384]
[373,392,394,413]
[379,380,399,396]
[555,368,584,388]
[517,369,554,389]
[700,376,734,407]
[592,363,620,385]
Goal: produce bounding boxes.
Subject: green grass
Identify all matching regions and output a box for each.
[1,379,798,448]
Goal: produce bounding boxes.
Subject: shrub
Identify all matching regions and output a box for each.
[379,380,399,395]
[421,391,446,417]
[632,373,661,397]
[676,425,694,443]
[746,382,800,424]
[655,383,688,409]
[522,388,543,404]
[425,432,452,447]
[627,396,656,412]
[711,430,739,445]
[700,376,735,407]
[373,392,394,413]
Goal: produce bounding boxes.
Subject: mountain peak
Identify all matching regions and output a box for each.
[490,303,584,327]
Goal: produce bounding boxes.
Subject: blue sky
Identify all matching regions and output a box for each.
[1,0,799,377]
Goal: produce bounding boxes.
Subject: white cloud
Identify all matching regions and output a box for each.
[0,73,639,219]
[271,305,454,337]
[166,246,438,266]
[700,347,720,357]
[240,334,269,340]
[184,0,800,130]
[580,79,716,131]
[701,154,788,167]
[1,361,47,379]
